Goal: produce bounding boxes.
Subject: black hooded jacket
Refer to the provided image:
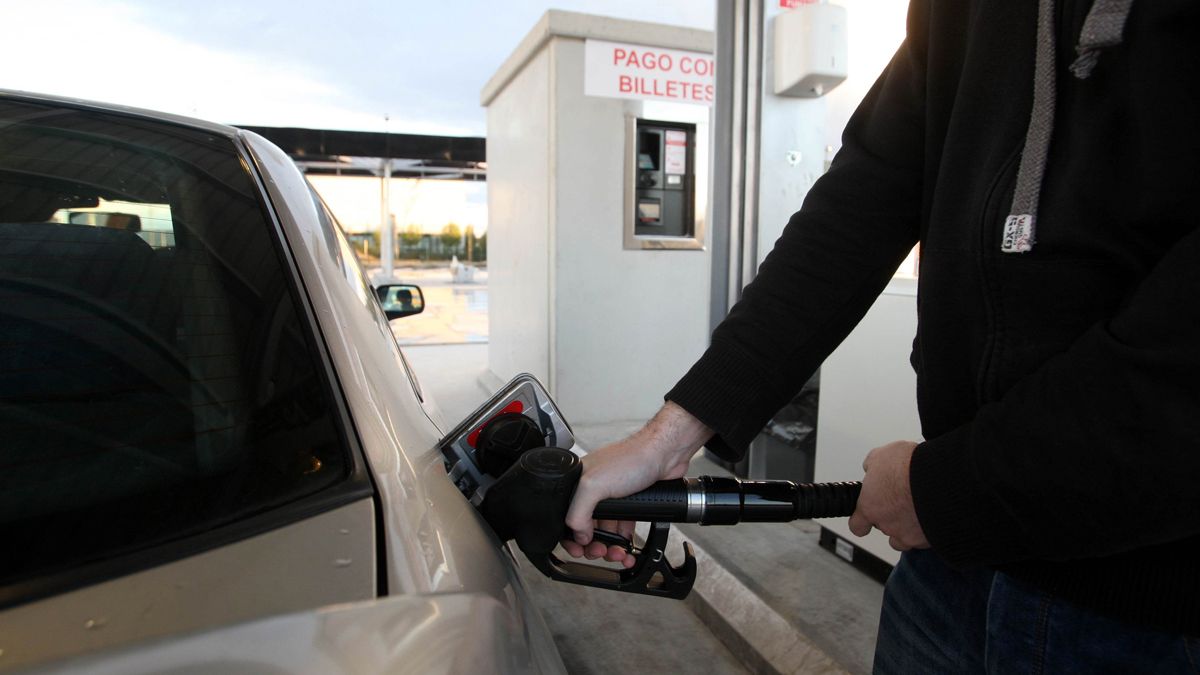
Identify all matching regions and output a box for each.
[667,0,1200,633]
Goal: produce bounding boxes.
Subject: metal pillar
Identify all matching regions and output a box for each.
[380,158,393,280]
[709,0,764,333]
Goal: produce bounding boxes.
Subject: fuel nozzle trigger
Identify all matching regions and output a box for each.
[536,521,696,599]
[480,446,696,599]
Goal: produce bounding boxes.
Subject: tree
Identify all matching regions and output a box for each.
[400,224,423,248]
[398,224,423,259]
[476,232,487,261]
[464,225,476,262]
[439,223,462,257]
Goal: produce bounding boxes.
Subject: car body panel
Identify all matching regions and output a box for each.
[0,499,376,671]
[241,131,515,599]
[241,131,564,672]
[26,591,527,675]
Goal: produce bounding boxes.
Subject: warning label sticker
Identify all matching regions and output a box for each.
[664,130,688,174]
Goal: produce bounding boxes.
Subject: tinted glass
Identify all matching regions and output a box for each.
[0,100,349,585]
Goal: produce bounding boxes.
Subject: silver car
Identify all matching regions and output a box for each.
[0,91,565,673]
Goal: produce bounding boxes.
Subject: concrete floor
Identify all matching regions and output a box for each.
[403,342,886,674]
[517,557,748,674]
[680,457,884,675]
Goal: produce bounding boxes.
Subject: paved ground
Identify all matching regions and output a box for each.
[516,558,749,675]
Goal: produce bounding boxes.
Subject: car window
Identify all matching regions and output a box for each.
[0,100,352,587]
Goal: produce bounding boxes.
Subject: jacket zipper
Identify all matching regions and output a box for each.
[975,0,1084,402]
[975,149,1023,404]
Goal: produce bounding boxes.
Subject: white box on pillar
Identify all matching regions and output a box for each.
[773,2,849,98]
[481,11,714,433]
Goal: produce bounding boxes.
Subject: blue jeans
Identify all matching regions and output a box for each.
[873,549,1200,674]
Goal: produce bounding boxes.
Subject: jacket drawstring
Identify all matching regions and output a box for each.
[1003,0,1135,254]
[1070,0,1136,79]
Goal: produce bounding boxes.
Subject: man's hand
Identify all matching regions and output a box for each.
[561,402,712,567]
[848,440,930,551]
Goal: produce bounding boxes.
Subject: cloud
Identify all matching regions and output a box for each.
[0,0,473,134]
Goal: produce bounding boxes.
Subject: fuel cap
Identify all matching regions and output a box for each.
[476,412,545,477]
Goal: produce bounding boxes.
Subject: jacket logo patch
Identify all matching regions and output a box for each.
[1002,214,1035,253]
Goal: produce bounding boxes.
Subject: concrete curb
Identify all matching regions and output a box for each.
[476,368,504,395]
[676,533,849,675]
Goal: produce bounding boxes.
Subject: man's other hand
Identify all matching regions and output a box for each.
[848,440,930,551]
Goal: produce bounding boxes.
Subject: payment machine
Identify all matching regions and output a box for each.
[624,115,705,250]
[632,120,695,238]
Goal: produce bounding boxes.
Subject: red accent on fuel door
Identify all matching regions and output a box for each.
[467,401,526,448]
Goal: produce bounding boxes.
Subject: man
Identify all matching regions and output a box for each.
[563,0,1200,670]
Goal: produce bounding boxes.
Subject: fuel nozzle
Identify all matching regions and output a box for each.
[482,447,580,555]
[593,476,863,524]
[473,421,862,601]
[481,446,697,599]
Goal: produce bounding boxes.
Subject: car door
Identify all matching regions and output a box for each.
[0,95,377,670]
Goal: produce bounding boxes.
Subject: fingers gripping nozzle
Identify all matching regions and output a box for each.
[481,447,696,600]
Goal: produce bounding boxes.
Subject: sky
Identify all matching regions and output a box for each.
[0,0,714,136]
[307,174,488,233]
[1,1,907,236]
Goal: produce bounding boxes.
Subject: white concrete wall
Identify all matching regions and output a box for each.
[485,11,713,427]
[549,38,712,424]
[755,0,909,265]
[486,48,553,387]
[751,2,914,565]
[814,280,919,565]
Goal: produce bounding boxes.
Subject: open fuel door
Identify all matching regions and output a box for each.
[438,374,576,508]
[439,374,696,600]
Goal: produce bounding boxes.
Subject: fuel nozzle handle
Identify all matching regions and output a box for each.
[480,446,697,599]
[593,476,862,524]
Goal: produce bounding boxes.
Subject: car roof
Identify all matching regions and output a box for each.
[0,88,240,139]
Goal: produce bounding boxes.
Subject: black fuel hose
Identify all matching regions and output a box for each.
[592,476,862,524]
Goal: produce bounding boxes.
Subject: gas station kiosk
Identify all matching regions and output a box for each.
[481,11,714,429]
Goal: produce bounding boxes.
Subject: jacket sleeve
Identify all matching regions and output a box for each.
[911,222,1200,566]
[665,3,929,460]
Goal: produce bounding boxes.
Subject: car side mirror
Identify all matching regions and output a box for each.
[376,283,424,320]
